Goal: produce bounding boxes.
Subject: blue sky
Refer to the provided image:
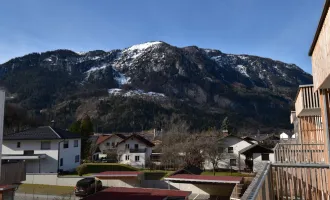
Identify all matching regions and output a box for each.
[0,0,325,73]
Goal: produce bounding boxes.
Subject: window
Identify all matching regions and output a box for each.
[41,141,51,150]
[112,142,115,148]
[135,156,140,161]
[74,140,78,147]
[230,159,236,166]
[125,155,130,160]
[106,142,110,146]
[63,141,69,149]
[24,150,34,155]
[60,158,63,166]
[17,142,21,148]
[75,155,80,163]
[262,154,270,161]
[125,144,130,149]
[134,144,139,149]
[228,147,234,153]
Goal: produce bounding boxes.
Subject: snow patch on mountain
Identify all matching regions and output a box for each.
[113,69,130,85]
[238,55,248,60]
[125,41,162,52]
[108,88,166,98]
[122,41,162,59]
[235,65,249,77]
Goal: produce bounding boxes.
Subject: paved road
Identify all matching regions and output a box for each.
[15,193,80,200]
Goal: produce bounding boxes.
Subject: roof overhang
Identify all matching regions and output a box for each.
[309,0,330,56]
[2,154,46,160]
[164,176,242,184]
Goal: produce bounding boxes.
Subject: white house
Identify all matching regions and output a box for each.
[93,134,154,168]
[2,126,81,173]
[204,135,253,171]
[280,132,289,140]
[238,144,274,172]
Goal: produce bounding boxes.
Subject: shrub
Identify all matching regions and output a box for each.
[76,163,138,175]
[76,164,88,176]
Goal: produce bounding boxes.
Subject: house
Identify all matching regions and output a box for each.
[117,134,154,168]
[238,144,274,172]
[243,133,280,147]
[0,90,26,200]
[204,135,253,171]
[96,133,126,153]
[280,132,289,140]
[92,133,155,168]
[2,126,81,173]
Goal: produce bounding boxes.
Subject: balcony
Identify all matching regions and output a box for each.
[274,143,325,164]
[0,161,26,184]
[295,85,320,117]
[129,148,147,153]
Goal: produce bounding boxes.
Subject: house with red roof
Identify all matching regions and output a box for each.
[92,133,155,168]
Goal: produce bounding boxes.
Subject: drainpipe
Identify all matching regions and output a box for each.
[57,140,64,175]
[322,91,330,164]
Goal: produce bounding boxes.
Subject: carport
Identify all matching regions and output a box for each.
[165,174,243,199]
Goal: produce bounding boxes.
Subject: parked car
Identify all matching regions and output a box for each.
[75,178,102,197]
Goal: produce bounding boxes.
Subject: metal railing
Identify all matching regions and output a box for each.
[240,163,273,200]
[274,143,325,164]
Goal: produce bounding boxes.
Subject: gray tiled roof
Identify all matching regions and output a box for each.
[4,126,81,140]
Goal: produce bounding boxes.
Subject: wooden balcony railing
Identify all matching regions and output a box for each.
[274,143,325,164]
[240,162,330,200]
[295,85,320,117]
[0,161,26,184]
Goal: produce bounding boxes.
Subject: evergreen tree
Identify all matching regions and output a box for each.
[68,120,81,133]
[80,115,93,160]
[221,117,229,131]
[68,115,94,160]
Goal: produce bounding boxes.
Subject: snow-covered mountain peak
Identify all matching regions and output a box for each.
[123,41,163,53]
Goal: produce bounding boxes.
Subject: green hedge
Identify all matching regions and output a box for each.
[144,172,168,180]
[76,163,138,175]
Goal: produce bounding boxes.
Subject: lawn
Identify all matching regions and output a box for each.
[201,171,254,177]
[17,184,75,196]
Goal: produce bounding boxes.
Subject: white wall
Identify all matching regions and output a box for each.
[117,137,152,167]
[2,140,59,173]
[23,174,141,187]
[59,139,81,172]
[99,135,123,153]
[252,153,274,172]
[204,137,251,171]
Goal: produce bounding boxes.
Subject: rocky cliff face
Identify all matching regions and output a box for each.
[0,41,312,133]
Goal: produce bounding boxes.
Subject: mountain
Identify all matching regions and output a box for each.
[0,41,312,134]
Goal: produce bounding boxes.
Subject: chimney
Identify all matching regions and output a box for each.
[153,129,156,139]
[51,120,56,127]
[222,129,229,137]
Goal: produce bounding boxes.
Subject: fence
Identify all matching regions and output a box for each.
[274,143,325,164]
[14,192,79,200]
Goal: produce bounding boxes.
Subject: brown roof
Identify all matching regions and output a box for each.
[165,174,243,184]
[84,187,191,200]
[309,0,330,56]
[117,134,155,147]
[96,133,127,145]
